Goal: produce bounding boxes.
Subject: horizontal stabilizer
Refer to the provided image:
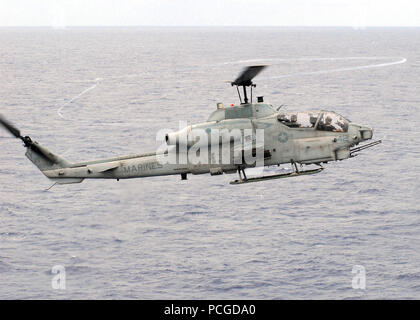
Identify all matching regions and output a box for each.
[87,162,120,173]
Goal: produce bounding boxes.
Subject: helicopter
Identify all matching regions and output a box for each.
[0,65,381,188]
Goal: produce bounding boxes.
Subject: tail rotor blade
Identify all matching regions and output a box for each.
[0,114,22,139]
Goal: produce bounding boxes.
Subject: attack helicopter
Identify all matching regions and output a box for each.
[0,65,381,187]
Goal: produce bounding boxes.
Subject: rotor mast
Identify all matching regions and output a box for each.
[231,65,267,104]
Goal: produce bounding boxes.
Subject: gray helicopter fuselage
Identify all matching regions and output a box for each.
[39,102,373,183]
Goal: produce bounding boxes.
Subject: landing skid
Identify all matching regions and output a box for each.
[230,167,324,185]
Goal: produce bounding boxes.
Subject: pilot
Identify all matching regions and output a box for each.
[289,114,301,128]
[309,116,317,127]
[321,116,335,131]
[336,120,346,132]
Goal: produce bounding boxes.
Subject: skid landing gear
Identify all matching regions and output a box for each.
[230,162,324,185]
[291,159,299,173]
[236,167,247,182]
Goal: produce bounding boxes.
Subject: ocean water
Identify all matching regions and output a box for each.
[0,27,419,299]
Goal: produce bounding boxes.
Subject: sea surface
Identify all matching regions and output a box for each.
[0,27,419,299]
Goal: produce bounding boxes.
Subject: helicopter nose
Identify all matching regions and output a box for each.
[350,124,373,142]
[350,123,373,143]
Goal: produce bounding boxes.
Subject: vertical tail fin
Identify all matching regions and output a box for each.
[1,114,83,185]
[24,140,70,171]
[24,141,83,185]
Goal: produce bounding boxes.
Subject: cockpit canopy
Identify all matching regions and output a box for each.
[277,111,349,132]
[207,105,349,133]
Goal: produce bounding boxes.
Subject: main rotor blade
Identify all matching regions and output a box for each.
[232,65,267,86]
[0,114,22,139]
